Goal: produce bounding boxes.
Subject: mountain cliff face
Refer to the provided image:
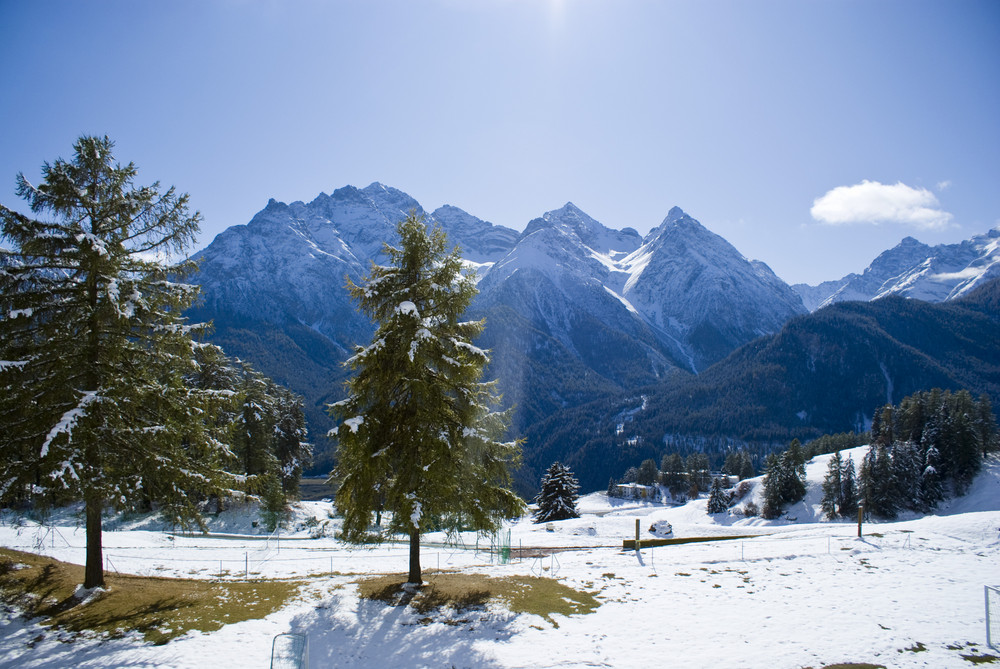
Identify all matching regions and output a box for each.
[794,228,1000,311]
[188,184,808,475]
[620,207,807,371]
[187,183,519,455]
[471,204,678,436]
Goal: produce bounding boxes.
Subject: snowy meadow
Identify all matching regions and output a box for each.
[1,447,998,669]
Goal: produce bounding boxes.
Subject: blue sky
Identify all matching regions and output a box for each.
[1,0,998,284]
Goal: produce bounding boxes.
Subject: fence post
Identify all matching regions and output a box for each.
[988,586,992,651]
[635,518,640,551]
[857,504,864,538]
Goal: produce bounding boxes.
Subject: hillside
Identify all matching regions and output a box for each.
[525,278,1000,494]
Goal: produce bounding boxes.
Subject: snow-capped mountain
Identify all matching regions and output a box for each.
[619,207,807,371]
[191,183,517,347]
[187,183,519,447]
[793,228,1000,311]
[471,204,678,433]
[465,202,809,451]
[430,205,520,266]
[189,185,809,464]
[478,203,805,374]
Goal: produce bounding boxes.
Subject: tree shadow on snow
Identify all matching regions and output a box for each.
[288,587,518,669]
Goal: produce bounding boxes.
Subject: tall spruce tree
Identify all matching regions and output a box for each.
[860,443,897,518]
[839,455,859,519]
[0,136,240,588]
[636,458,658,486]
[761,446,807,519]
[706,476,729,514]
[820,451,844,520]
[329,213,524,584]
[534,462,581,522]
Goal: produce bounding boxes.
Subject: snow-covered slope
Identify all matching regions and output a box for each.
[620,207,807,371]
[3,454,997,669]
[794,227,1000,311]
[478,204,806,374]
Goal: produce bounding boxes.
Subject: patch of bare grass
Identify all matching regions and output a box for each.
[358,571,599,626]
[0,548,299,644]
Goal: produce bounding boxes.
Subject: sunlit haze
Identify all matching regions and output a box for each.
[1,0,998,284]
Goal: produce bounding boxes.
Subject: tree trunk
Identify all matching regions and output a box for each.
[84,493,105,589]
[407,527,421,585]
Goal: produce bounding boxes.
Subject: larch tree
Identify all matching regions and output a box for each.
[0,136,242,588]
[329,212,524,585]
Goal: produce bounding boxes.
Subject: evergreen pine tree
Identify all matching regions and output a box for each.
[686,452,711,491]
[839,455,859,519]
[0,136,240,588]
[820,451,844,520]
[762,446,807,519]
[706,477,729,514]
[636,458,658,486]
[738,451,756,481]
[860,443,897,518]
[660,453,686,496]
[948,390,981,495]
[890,440,922,512]
[534,462,581,523]
[271,383,311,498]
[918,444,944,511]
[329,212,524,584]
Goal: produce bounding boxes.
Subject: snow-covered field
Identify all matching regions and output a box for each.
[2,448,999,668]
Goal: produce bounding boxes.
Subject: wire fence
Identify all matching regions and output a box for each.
[3,521,978,583]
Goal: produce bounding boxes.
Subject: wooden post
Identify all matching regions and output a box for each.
[857,504,864,538]
[635,518,641,551]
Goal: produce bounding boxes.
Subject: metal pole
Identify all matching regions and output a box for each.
[857,505,864,538]
[988,586,993,651]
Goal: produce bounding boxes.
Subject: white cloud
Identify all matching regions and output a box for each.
[810,180,953,230]
[936,179,952,191]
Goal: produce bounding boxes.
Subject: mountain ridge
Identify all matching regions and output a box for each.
[793,227,1000,310]
[185,182,1000,488]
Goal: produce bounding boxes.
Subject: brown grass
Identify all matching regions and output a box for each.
[357,570,599,626]
[0,548,299,644]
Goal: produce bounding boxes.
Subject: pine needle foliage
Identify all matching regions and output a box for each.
[706,476,730,514]
[533,462,580,523]
[329,213,524,584]
[0,136,243,588]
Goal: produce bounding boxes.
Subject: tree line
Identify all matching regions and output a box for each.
[761,389,997,520]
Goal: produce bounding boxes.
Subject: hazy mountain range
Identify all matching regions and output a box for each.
[185,182,1000,489]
